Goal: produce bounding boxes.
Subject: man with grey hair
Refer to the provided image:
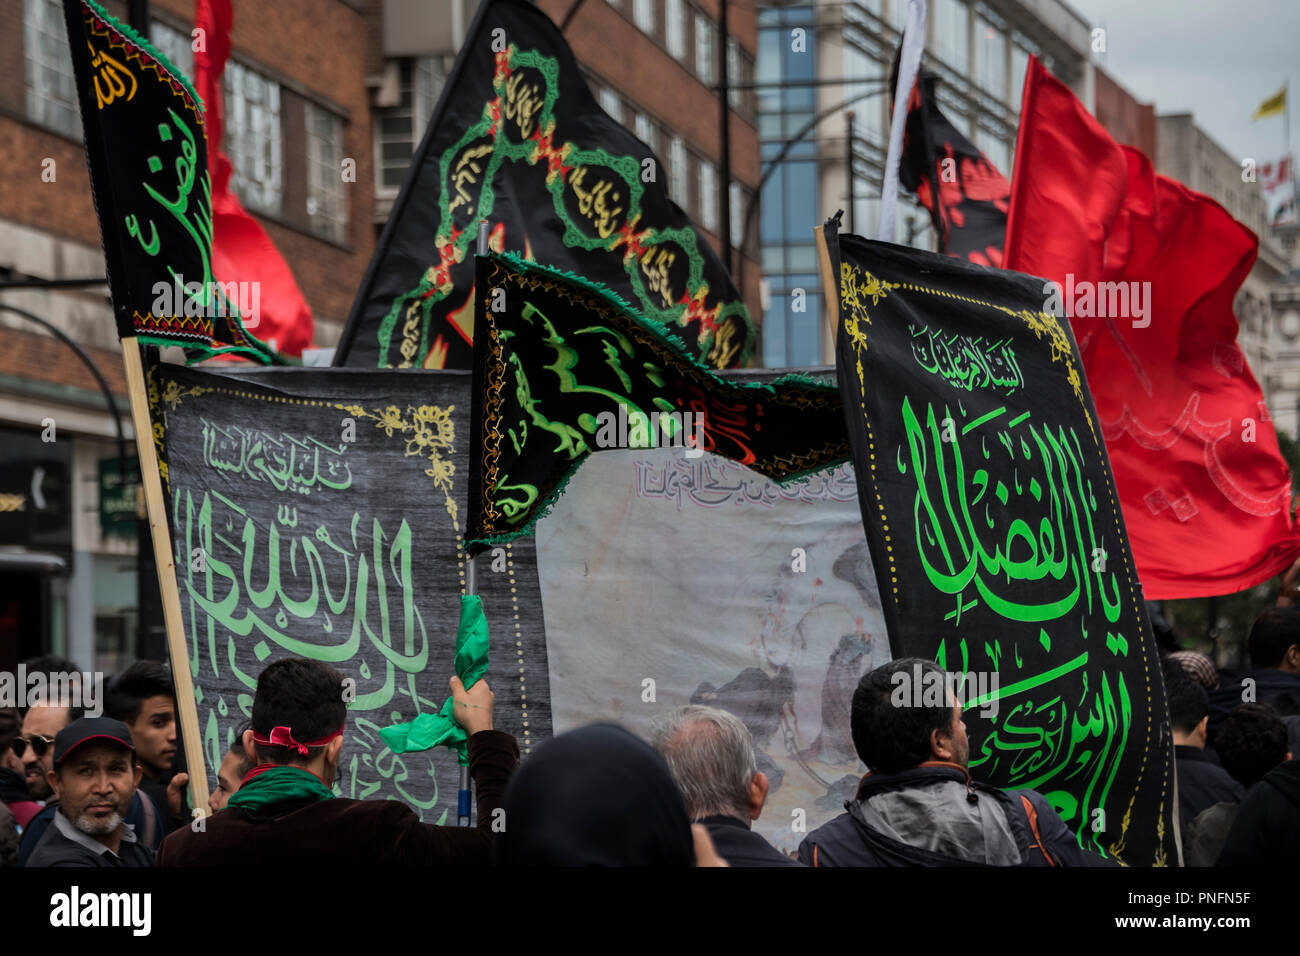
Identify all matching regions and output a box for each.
[651,705,800,866]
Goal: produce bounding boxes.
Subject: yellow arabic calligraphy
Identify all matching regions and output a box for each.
[89,43,138,110]
[503,72,544,140]
[569,166,623,239]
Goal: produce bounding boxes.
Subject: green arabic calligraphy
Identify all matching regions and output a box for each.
[901,395,1131,854]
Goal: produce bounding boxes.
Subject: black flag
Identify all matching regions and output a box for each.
[825,221,1176,865]
[894,64,1010,268]
[62,0,277,362]
[334,0,754,372]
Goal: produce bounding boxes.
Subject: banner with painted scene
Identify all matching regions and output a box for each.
[62,0,277,362]
[148,362,548,819]
[826,226,1176,865]
[533,399,888,855]
[334,0,754,372]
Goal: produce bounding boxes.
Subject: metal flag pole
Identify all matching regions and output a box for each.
[457,218,491,826]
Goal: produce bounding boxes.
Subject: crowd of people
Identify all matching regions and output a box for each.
[2,602,1298,867]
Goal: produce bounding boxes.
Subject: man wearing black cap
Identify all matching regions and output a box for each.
[25,717,155,867]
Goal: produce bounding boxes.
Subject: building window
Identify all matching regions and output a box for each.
[635,112,655,150]
[974,16,1007,100]
[932,0,969,75]
[224,59,282,214]
[666,0,686,60]
[150,20,196,82]
[634,0,655,35]
[306,103,347,242]
[699,159,718,231]
[844,44,884,145]
[1010,44,1029,113]
[888,0,910,35]
[376,57,443,194]
[598,86,622,123]
[670,135,687,204]
[975,125,1009,176]
[726,37,741,108]
[24,0,81,138]
[694,13,716,85]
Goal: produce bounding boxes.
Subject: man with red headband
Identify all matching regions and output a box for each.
[157,657,518,865]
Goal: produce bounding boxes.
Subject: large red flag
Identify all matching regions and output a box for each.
[1005,58,1299,599]
[193,0,313,357]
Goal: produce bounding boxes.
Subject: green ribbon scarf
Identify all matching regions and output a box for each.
[226,765,335,814]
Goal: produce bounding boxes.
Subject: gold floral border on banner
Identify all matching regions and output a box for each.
[334,402,460,532]
[146,365,212,488]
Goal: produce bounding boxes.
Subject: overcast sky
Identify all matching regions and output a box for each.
[1072,0,1298,165]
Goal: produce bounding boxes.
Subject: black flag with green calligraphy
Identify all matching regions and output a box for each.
[466,253,846,553]
[334,0,753,372]
[826,223,1176,865]
[62,0,277,362]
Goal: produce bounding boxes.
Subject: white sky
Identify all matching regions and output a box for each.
[1072,0,1298,165]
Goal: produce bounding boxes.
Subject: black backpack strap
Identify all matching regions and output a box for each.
[138,789,160,847]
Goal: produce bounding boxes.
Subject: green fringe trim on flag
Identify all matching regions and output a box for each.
[83,0,205,114]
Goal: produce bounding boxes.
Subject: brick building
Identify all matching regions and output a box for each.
[0,0,374,670]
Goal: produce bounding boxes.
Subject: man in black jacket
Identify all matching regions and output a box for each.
[1167,672,1243,839]
[651,704,800,867]
[1209,608,1300,734]
[1217,758,1300,866]
[25,717,154,867]
[797,658,1089,867]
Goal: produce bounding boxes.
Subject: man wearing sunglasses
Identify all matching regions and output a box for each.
[15,702,83,802]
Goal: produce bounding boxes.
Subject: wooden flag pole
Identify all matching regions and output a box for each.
[119,337,210,822]
[815,216,840,350]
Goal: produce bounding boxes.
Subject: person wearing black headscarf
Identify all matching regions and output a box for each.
[495,723,697,866]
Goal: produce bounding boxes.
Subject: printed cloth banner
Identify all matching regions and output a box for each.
[826,224,1176,865]
[61,0,277,362]
[535,437,888,856]
[896,66,1010,268]
[149,362,548,820]
[466,254,848,552]
[334,0,754,371]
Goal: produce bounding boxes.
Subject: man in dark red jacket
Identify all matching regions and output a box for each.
[158,658,518,866]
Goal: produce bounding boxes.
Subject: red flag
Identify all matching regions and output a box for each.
[1005,57,1299,599]
[194,0,313,357]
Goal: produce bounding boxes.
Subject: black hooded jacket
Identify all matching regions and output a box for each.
[1216,759,1300,866]
[495,723,695,866]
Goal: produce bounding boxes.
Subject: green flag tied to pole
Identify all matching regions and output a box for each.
[379,594,490,765]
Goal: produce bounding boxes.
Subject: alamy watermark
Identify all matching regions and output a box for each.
[1043,274,1151,328]
[890,662,1000,719]
[593,405,705,458]
[151,275,261,328]
[0,667,103,717]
